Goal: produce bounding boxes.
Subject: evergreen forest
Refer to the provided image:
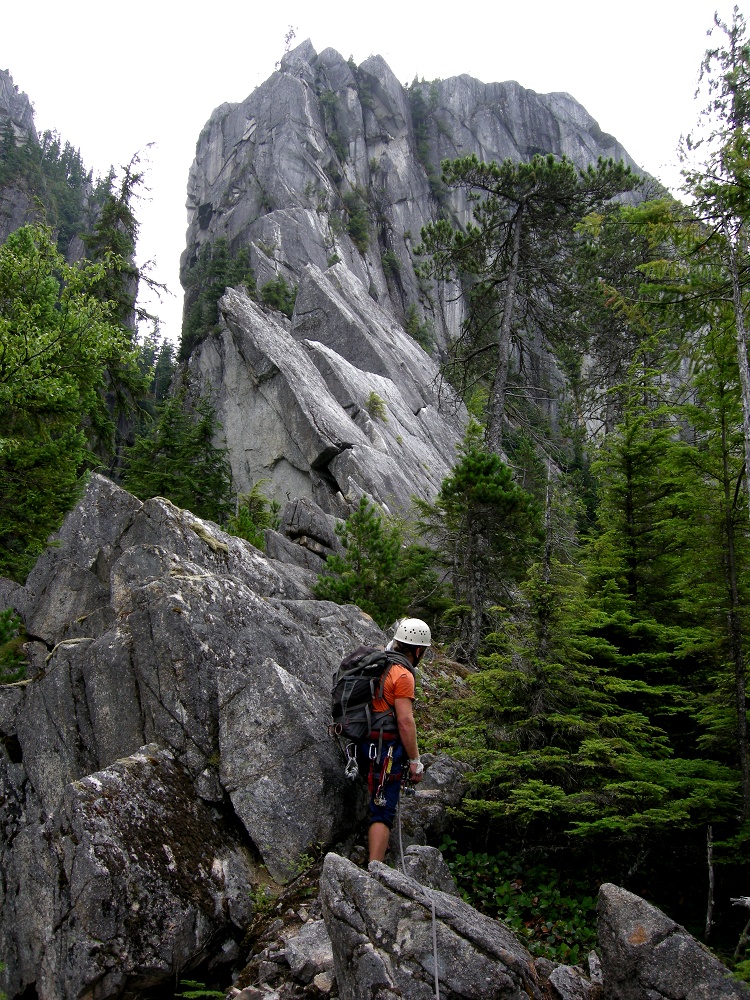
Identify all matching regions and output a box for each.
[3,6,750,980]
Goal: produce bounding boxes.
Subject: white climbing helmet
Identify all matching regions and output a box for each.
[394,618,431,647]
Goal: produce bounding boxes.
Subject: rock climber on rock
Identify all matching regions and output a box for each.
[357,618,430,863]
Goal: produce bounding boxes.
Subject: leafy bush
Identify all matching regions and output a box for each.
[0,609,27,683]
[381,249,401,281]
[444,847,597,965]
[260,276,297,318]
[342,189,370,254]
[405,303,434,351]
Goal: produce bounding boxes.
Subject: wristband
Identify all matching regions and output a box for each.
[409,758,424,774]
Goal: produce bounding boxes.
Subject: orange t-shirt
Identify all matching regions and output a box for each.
[372,662,415,713]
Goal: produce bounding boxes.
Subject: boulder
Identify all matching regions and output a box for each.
[4,745,256,1000]
[320,852,542,999]
[548,964,598,999]
[399,844,459,896]
[283,918,335,983]
[398,751,472,847]
[0,474,392,997]
[597,882,749,999]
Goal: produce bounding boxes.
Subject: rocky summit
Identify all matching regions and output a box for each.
[183,39,638,351]
[179,40,640,512]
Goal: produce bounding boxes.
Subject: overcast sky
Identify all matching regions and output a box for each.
[2,0,736,344]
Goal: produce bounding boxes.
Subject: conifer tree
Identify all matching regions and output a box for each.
[122,386,234,525]
[314,496,438,629]
[0,224,139,579]
[416,426,542,662]
[417,154,637,452]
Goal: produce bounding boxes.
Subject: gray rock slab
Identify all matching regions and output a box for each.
[548,964,595,999]
[278,496,342,553]
[284,919,334,983]
[2,745,256,1000]
[320,852,542,1000]
[597,883,749,999]
[264,528,327,573]
[400,845,459,896]
[218,658,362,883]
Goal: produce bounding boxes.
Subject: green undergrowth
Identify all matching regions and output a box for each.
[0,609,27,683]
[441,843,597,965]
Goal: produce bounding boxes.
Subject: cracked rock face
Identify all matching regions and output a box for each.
[0,474,384,999]
[187,267,466,510]
[183,40,639,353]
[597,883,749,999]
[320,852,542,1000]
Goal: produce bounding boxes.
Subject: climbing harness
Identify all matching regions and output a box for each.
[372,744,394,807]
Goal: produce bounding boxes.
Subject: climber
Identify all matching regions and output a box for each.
[358,617,430,864]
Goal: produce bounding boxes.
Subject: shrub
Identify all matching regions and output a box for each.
[381,249,401,281]
[260,276,297,318]
[366,391,388,422]
[226,480,281,551]
[342,189,370,255]
[443,847,597,965]
[0,609,27,683]
[405,303,434,351]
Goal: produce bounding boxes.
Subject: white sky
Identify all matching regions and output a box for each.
[1,0,737,345]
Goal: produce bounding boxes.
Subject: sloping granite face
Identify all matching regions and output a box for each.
[320,853,543,1000]
[186,264,466,511]
[181,40,640,352]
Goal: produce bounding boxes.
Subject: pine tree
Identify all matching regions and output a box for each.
[416,154,637,451]
[416,427,542,662]
[122,387,234,524]
[314,496,438,629]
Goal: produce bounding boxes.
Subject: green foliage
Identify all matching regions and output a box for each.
[314,496,439,628]
[342,188,370,254]
[82,159,142,326]
[404,303,434,351]
[175,981,224,999]
[408,82,445,200]
[416,152,638,450]
[0,609,27,683]
[381,249,400,281]
[260,275,297,318]
[226,480,281,550]
[0,126,98,254]
[0,224,141,580]
[181,238,256,360]
[443,847,597,964]
[122,386,234,524]
[366,391,388,422]
[416,430,542,660]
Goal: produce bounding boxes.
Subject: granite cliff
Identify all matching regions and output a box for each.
[0,69,38,244]
[180,40,640,512]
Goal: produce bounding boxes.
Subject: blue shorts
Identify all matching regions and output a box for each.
[356,738,405,829]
